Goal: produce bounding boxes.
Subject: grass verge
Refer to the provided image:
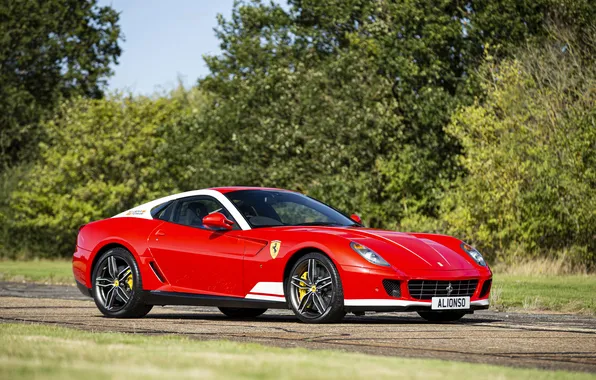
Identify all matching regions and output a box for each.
[1,322,594,380]
[0,259,72,284]
[491,274,596,315]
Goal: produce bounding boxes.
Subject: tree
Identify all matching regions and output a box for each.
[441,25,596,266]
[8,89,205,257]
[0,0,122,168]
[198,0,594,227]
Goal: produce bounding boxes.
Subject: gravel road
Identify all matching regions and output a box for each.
[1,281,595,373]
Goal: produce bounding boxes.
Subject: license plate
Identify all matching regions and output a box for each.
[431,296,470,310]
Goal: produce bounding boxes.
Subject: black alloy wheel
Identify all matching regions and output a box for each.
[91,247,152,318]
[286,253,345,323]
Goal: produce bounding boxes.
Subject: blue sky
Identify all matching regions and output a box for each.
[98,0,236,95]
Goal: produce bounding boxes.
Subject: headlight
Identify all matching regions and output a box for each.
[350,242,390,267]
[461,243,487,266]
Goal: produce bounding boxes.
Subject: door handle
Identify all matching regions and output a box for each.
[155,230,166,236]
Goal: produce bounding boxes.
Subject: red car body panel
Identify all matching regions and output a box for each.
[73,187,492,312]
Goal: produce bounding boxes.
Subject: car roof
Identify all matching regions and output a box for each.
[113,187,296,223]
[209,186,295,194]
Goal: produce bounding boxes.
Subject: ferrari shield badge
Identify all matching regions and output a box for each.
[270,240,281,259]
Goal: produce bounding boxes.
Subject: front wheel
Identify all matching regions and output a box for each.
[417,311,466,322]
[286,253,345,323]
[91,247,153,318]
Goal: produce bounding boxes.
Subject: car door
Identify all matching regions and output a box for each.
[148,196,245,297]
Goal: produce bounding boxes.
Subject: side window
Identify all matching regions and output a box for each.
[152,201,175,221]
[171,196,239,230]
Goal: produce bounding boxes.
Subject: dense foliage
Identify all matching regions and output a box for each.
[1,0,594,266]
[198,0,581,226]
[0,0,121,168]
[5,90,204,255]
[441,27,596,265]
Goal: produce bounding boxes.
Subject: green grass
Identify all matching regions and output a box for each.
[1,259,595,314]
[0,259,72,284]
[1,323,593,380]
[491,274,596,315]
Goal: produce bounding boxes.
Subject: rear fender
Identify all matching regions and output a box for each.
[78,218,164,290]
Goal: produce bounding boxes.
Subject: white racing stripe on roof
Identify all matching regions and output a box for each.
[113,189,251,230]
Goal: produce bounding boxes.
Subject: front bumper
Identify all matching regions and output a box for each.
[344,298,489,313]
[340,264,492,313]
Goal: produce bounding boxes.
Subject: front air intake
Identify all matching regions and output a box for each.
[408,279,478,300]
[382,279,401,298]
[479,279,492,298]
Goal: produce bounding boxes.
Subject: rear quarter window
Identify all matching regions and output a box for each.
[151,201,175,221]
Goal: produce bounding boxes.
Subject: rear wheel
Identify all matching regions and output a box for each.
[286,253,345,323]
[91,247,153,318]
[218,307,267,318]
[417,311,466,322]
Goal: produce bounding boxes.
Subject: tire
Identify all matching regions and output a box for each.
[417,311,466,322]
[285,252,345,323]
[218,307,267,318]
[91,247,153,318]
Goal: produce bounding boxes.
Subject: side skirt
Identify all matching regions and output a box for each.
[144,291,289,310]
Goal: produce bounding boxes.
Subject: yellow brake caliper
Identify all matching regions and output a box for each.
[298,271,308,302]
[126,273,133,289]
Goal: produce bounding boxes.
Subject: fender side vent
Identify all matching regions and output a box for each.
[149,261,166,283]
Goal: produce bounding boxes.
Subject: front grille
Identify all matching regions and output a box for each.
[408,279,478,300]
[382,279,401,298]
[479,279,492,298]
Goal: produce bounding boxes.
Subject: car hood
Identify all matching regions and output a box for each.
[296,226,478,271]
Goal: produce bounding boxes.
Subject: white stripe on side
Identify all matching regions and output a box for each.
[344,299,430,307]
[344,298,490,307]
[248,282,284,296]
[245,294,286,302]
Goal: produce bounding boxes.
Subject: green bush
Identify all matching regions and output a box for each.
[440,28,596,266]
[6,90,204,257]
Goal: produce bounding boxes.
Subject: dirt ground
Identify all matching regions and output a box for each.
[1,281,595,373]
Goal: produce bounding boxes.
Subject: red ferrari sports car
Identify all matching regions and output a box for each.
[73,187,492,323]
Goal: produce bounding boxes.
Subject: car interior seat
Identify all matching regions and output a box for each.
[187,202,209,227]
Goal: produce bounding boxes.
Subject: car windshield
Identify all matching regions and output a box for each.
[225,190,358,228]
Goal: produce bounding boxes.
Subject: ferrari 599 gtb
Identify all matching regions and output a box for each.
[73,187,492,323]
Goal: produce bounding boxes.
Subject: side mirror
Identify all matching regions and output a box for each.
[202,212,234,231]
[350,214,362,224]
